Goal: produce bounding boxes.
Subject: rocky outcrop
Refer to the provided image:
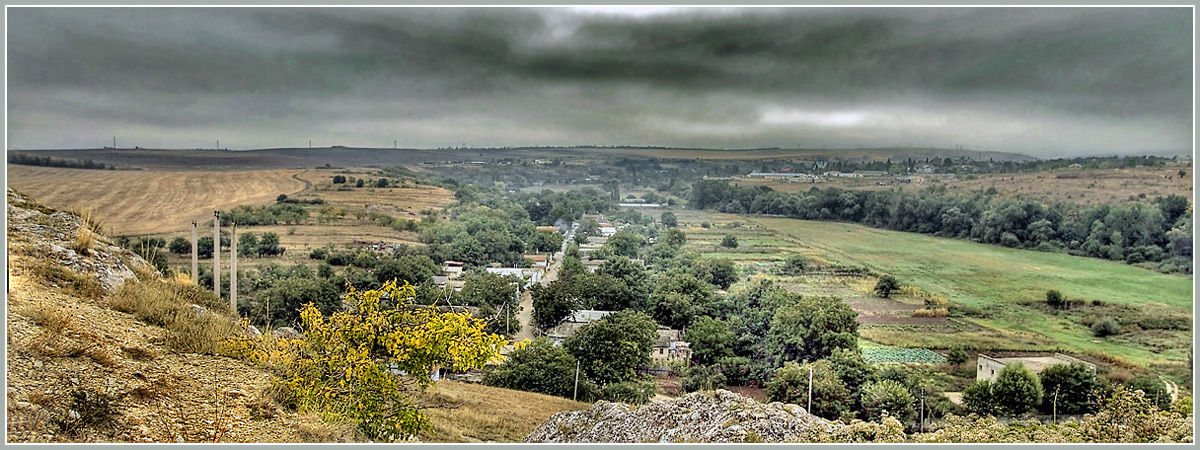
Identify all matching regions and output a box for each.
[7,188,149,292]
[524,390,835,443]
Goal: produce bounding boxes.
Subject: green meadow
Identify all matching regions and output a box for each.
[753,217,1193,368]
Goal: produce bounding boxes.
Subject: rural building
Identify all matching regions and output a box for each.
[535,225,559,232]
[651,328,692,364]
[485,267,543,289]
[746,172,819,182]
[618,203,664,207]
[855,170,889,177]
[546,310,614,345]
[914,165,938,174]
[976,353,1095,382]
[442,261,465,279]
[582,258,605,273]
[578,243,602,256]
[586,236,609,245]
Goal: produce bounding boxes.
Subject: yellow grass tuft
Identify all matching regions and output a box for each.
[27,262,103,299]
[107,279,237,355]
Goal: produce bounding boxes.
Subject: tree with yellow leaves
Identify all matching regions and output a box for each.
[227,280,508,441]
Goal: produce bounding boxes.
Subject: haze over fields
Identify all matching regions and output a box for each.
[6,7,1193,157]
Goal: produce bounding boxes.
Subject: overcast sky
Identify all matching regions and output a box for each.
[6,7,1193,157]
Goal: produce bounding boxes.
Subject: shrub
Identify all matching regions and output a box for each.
[861,379,916,424]
[309,248,328,260]
[600,380,656,405]
[912,307,948,318]
[947,346,969,366]
[777,254,808,275]
[767,360,853,421]
[168,236,191,255]
[681,364,728,393]
[108,279,235,355]
[874,275,901,298]
[482,338,578,399]
[1046,290,1065,309]
[992,364,1042,416]
[719,234,739,248]
[1092,318,1119,337]
[225,281,507,441]
[961,379,998,416]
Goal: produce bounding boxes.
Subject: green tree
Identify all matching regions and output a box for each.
[374,255,439,286]
[766,360,852,421]
[861,379,916,424]
[720,234,739,248]
[660,211,678,228]
[687,316,734,365]
[874,275,901,298]
[482,338,578,399]
[531,280,580,330]
[564,309,658,386]
[1039,363,1097,414]
[767,295,858,366]
[962,379,998,416]
[603,230,647,259]
[529,229,564,253]
[691,258,738,289]
[1046,290,1065,309]
[947,345,969,365]
[356,178,365,188]
[777,254,808,275]
[167,236,191,255]
[332,174,346,184]
[993,364,1043,416]
[238,232,259,257]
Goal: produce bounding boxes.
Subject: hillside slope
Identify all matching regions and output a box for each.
[5,188,360,443]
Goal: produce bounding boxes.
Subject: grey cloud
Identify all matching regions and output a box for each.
[5,7,1192,157]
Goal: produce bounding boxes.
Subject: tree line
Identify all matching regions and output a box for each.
[689,181,1192,273]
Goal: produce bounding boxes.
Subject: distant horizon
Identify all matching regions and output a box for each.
[6,144,1192,160]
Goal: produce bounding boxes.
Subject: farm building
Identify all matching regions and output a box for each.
[855,170,889,177]
[651,328,692,364]
[976,353,1095,382]
[442,261,465,279]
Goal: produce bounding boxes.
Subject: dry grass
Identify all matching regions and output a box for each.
[416,380,590,443]
[7,165,308,235]
[107,279,237,355]
[912,307,949,318]
[18,303,76,333]
[26,262,103,299]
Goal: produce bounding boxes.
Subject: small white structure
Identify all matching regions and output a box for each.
[976,353,1096,382]
[486,267,543,289]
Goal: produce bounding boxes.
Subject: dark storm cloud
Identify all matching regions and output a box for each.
[6,7,1192,156]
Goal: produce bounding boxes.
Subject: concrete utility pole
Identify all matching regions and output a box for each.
[573,360,581,402]
[190,221,198,282]
[230,222,238,315]
[213,211,221,299]
[807,366,813,413]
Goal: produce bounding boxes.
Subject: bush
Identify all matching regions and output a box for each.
[766,360,852,421]
[482,338,578,399]
[777,254,808,275]
[719,234,739,248]
[961,379,998,416]
[874,275,901,298]
[168,236,191,255]
[309,248,328,260]
[681,365,728,393]
[861,379,916,424]
[1039,363,1098,414]
[600,380,656,405]
[1046,290,1065,309]
[1092,318,1119,337]
[947,346,969,365]
[992,364,1042,416]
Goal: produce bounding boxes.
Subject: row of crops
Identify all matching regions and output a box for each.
[861,346,947,364]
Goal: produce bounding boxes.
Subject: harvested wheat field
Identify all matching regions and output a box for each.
[7,166,307,235]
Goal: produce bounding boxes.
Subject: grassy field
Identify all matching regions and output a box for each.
[732,163,1193,206]
[416,380,589,442]
[7,165,307,235]
[753,217,1192,368]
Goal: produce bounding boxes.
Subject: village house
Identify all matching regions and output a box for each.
[976,353,1096,382]
[545,310,614,345]
[651,328,692,364]
[442,260,465,279]
[485,267,543,289]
